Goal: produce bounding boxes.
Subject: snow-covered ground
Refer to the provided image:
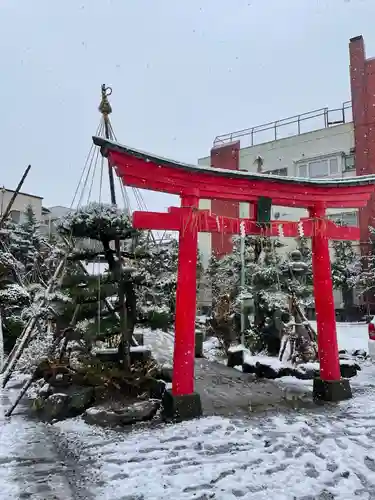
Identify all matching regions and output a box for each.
[2,323,375,499]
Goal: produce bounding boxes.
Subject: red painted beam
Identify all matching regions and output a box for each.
[109,150,375,209]
[133,209,360,241]
[133,211,180,231]
[122,173,370,209]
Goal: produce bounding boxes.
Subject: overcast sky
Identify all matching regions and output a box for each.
[1,0,374,212]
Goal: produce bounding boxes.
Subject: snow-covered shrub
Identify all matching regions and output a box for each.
[17,324,55,373]
[57,202,135,241]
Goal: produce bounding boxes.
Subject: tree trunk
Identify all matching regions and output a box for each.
[101,237,131,371]
[342,287,354,310]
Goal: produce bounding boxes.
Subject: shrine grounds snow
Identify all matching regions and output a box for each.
[1,323,375,499]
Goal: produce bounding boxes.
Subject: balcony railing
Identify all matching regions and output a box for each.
[213,101,352,148]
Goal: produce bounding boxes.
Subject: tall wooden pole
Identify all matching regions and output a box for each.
[98,85,130,370]
[0,165,31,227]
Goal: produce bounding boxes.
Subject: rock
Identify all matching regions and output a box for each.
[42,393,69,421]
[352,349,368,359]
[157,365,173,383]
[38,383,53,398]
[294,364,319,380]
[93,385,110,404]
[293,368,316,380]
[149,379,166,399]
[255,363,280,379]
[48,372,72,388]
[278,366,295,378]
[340,362,360,378]
[69,350,86,371]
[242,356,294,378]
[31,396,46,413]
[339,353,351,360]
[294,361,360,380]
[83,399,160,427]
[34,386,94,422]
[242,362,257,374]
[227,347,245,368]
[130,347,152,364]
[64,386,94,415]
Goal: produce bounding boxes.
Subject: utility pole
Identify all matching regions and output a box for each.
[98,84,130,371]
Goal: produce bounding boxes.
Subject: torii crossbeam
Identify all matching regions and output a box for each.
[94,136,375,417]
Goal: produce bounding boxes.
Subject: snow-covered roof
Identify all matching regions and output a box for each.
[0,187,43,200]
[93,136,375,188]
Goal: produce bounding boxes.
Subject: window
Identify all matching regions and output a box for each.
[329,157,339,174]
[10,210,20,223]
[296,155,341,178]
[264,167,288,176]
[328,211,358,227]
[297,164,308,177]
[309,159,329,178]
[344,154,355,171]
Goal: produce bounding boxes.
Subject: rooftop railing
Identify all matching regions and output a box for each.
[213,101,352,148]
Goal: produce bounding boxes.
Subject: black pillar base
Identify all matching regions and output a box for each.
[162,389,202,421]
[313,377,352,402]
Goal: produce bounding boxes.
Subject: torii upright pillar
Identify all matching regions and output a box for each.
[162,192,203,419]
[309,204,351,401]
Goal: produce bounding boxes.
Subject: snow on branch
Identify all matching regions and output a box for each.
[57,202,137,241]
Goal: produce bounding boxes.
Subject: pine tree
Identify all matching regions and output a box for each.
[206,233,314,354]
[352,226,375,302]
[0,251,29,352]
[51,261,120,348]
[0,205,55,352]
[57,203,137,359]
[135,238,178,330]
[206,234,286,350]
[56,204,190,347]
[295,237,313,285]
[331,239,361,309]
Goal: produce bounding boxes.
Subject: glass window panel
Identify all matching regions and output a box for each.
[265,167,288,176]
[330,212,358,227]
[329,157,339,174]
[309,159,329,178]
[10,210,20,223]
[297,164,307,177]
[344,154,355,170]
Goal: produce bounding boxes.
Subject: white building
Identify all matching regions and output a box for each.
[197,103,356,266]
[0,187,43,223]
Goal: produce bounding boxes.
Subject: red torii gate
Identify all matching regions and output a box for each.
[94,136,375,419]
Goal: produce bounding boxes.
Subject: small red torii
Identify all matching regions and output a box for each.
[94,136,375,419]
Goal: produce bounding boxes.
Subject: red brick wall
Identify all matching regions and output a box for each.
[349,35,375,250]
[210,141,240,258]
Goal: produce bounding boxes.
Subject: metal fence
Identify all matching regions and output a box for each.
[213,101,352,148]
